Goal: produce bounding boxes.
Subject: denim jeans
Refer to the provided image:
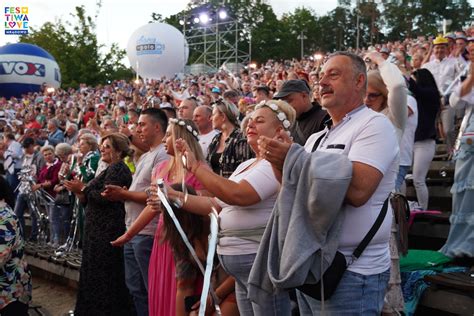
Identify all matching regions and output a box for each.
[49,205,60,244]
[124,234,154,316]
[219,253,291,316]
[297,269,390,315]
[14,193,38,239]
[55,204,73,242]
[395,165,410,193]
[6,169,20,200]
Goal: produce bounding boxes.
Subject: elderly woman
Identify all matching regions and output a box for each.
[34,145,62,245]
[169,100,296,315]
[64,123,79,146]
[206,99,254,178]
[77,133,100,183]
[64,133,134,315]
[51,143,74,246]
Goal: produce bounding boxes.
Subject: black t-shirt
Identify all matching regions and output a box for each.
[409,78,441,142]
[290,102,330,145]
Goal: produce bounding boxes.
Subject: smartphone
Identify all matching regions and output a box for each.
[184,295,200,312]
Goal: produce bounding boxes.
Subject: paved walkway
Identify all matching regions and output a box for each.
[30,276,76,316]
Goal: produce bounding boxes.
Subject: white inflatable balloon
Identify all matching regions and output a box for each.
[127,23,188,79]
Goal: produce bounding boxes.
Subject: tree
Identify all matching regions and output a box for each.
[20,6,133,88]
[281,7,322,58]
[383,0,473,41]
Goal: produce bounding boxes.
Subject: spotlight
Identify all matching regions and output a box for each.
[199,13,209,24]
[218,10,227,20]
[179,19,184,26]
[193,17,200,24]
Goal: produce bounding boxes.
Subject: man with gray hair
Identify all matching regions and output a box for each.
[260,51,398,314]
[64,123,79,146]
[177,97,198,120]
[45,118,64,147]
[193,105,218,155]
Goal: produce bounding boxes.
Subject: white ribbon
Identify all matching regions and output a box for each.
[199,210,219,316]
[156,179,221,315]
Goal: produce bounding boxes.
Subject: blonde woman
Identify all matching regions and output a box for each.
[206,99,254,178]
[168,100,296,315]
[112,119,208,316]
[364,51,408,315]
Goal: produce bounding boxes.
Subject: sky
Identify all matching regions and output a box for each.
[1,0,339,52]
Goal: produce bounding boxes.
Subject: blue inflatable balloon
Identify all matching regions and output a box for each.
[0,43,61,99]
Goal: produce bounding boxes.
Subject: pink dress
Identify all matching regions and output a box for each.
[148,162,204,316]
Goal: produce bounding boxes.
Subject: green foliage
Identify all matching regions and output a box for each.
[383,0,474,41]
[152,0,471,63]
[19,6,133,88]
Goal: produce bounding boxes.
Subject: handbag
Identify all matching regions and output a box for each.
[297,197,389,301]
[390,192,410,255]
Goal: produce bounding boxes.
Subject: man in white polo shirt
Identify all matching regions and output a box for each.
[423,35,464,153]
[193,105,218,156]
[259,51,398,314]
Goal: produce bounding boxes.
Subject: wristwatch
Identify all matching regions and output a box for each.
[171,196,184,209]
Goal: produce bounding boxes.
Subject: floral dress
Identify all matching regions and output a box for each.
[0,202,32,310]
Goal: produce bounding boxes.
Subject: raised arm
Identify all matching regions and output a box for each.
[378,60,408,133]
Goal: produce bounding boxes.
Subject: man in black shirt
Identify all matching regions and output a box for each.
[273,79,329,145]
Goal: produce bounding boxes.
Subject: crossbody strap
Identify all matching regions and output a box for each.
[311,131,327,152]
[351,197,389,261]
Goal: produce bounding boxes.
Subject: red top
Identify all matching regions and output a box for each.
[25,120,42,129]
[83,111,96,126]
[37,159,62,197]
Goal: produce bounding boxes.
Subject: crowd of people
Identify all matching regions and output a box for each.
[0,27,473,316]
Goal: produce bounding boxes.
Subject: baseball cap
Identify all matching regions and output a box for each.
[444,33,456,40]
[160,102,174,109]
[433,35,449,45]
[273,80,311,99]
[380,47,390,54]
[455,34,468,42]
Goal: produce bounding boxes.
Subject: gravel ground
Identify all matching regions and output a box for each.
[30,276,77,316]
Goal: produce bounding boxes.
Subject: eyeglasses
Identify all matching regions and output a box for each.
[366,92,383,100]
